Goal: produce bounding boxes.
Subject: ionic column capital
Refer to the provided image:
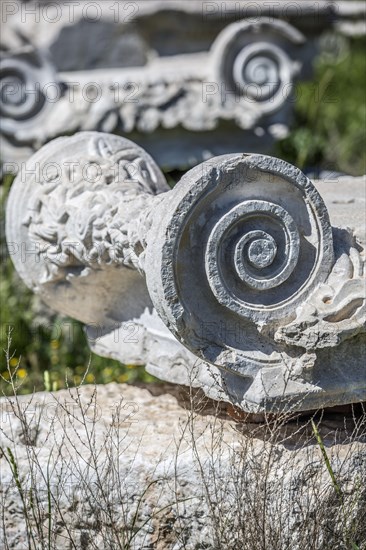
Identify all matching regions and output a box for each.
[6,132,366,412]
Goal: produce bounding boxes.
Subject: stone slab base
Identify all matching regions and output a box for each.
[1,383,365,549]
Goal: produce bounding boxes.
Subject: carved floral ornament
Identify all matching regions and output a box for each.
[19,136,166,280]
[6,132,366,412]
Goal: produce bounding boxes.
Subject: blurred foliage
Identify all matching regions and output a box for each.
[1,34,365,394]
[276,35,366,176]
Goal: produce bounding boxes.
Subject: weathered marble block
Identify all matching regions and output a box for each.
[2,1,365,170]
[6,132,366,412]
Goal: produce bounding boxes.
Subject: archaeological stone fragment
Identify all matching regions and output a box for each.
[2,1,365,171]
[6,132,366,412]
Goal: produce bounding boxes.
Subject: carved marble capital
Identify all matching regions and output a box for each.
[3,1,366,169]
[1,17,305,170]
[6,132,366,412]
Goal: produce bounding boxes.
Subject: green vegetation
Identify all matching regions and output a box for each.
[276,35,366,176]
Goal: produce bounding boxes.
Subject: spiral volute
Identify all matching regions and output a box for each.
[0,49,58,126]
[210,18,305,113]
[146,154,334,374]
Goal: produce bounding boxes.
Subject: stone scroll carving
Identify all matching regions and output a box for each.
[0,47,61,164]
[6,132,366,412]
[0,48,55,125]
[2,2,366,170]
[1,17,305,171]
[210,19,303,115]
